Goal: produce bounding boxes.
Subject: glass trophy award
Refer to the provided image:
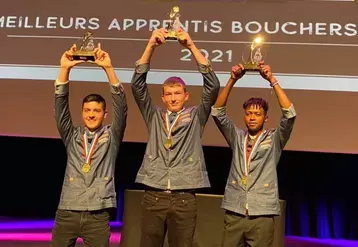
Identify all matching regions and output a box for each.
[242,37,266,71]
[72,31,97,61]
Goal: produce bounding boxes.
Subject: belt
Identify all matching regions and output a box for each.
[146,186,195,194]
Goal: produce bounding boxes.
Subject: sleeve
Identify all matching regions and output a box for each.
[54,80,74,147]
[211,106,240,149]
[197,62,220,134]
[109,83,127,145]
[130,62,156,127]
[273,104,297,149]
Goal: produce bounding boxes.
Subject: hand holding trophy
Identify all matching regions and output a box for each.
[60,45,86,69]
[176,28,194,49]
[242,36,265,72]
[258,62,277,85]
[92,43,113,69]
[148,28,167,47]
[63,32,113,71]
[231,64,245,81]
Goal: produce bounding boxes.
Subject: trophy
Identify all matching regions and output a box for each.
[73,31,96,61]
[242,36,265,71]
[166,6,181,40]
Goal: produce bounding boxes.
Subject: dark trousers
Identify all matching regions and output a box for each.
[140,190,197,247]
[221,210,274,247]
[50,209,111,247]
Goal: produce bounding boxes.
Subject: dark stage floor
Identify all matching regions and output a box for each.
[0,219,357,247]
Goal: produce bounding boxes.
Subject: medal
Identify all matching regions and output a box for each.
[243,131,264,186]
[82,163,91,173]
[81,129,103,174]
[241,176,247,186]
[163,110,183,150]
[164,138,172,149]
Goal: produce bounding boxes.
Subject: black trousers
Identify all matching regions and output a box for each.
[50,209,111,247]
[221,210,275,247]
[140,190,197,247]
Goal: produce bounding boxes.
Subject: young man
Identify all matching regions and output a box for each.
[211,63,296,247]
[51,44,127,247]
[131,28,220,247]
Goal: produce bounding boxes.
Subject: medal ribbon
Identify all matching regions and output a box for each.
[243,131,264,176]
[82,129,103,165]
[164,110,183,139]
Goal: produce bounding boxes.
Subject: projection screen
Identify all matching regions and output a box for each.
[0,0,358,154]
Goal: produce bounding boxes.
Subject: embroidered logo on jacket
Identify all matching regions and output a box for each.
[98,131,109,143]
[180,112,192,123]
[260,137,272,149]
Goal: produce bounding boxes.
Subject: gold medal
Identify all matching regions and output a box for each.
[164,138,172,149]
[82,163,91,173]
[241,176,247,186]
[82,130,102,174]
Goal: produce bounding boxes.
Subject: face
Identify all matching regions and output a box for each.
[244,105,267,134]
[161,84,189,112]
[82,101,107,132]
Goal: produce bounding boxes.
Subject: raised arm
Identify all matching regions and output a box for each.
[211,65,245,148]
[259,63,296,148]
[93,45,127,144]
[54,45,85,146]
[176,29,220,130]
[131,29,167,125]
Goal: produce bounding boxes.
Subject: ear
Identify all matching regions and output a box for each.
[184,92,190,101]
[104,111,108,119]
[264,115,268,122]
[161,95,166,104]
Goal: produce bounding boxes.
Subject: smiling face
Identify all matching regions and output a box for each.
[161,77,189,112]
[81,94,107,132]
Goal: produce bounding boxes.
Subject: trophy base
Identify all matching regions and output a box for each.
[165,30,177,40]
[243,63,260,72]
[73,51,95,61]
[165,36,178,40]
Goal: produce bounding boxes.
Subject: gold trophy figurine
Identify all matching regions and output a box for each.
[166,6,181,40]
[73,31,96,61]
[242,37,265,71]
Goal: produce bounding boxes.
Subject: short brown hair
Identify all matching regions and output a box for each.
[162,76,187,94]
[82,94,106,110]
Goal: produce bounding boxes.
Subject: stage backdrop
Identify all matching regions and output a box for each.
[1,0,358,153]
